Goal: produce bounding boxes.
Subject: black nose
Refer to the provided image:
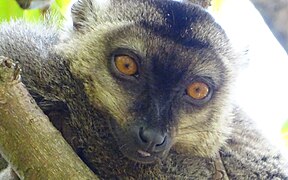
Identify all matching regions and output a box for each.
[138,127,168,152]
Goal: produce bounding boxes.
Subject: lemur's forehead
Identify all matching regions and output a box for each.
[107,31,225,92]
[99,0,225,51]
[104,21,225,89]
[90,0,229,87]
[140,1,212,48]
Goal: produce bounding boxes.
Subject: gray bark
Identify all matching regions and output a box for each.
[250,0,288,53]
[0,57,98,179]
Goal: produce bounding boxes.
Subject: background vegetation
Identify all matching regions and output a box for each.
[0,0,71,22]
[282,121,288,147]
[0,0,287,148]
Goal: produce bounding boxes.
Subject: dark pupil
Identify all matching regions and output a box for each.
[195,87,200,92]
[124,63,130,69]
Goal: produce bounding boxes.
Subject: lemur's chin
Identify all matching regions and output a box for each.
[121,147,170,164]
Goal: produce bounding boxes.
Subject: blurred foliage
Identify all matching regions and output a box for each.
[282,120,288,148]
[0,0,287,148]
[0,0,71,22]
[211,0,225,13]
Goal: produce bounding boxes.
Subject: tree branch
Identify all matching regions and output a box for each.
[250,0,288,52]
[0,56,98,179]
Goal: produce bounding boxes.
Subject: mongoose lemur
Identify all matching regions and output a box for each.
[0,0,287,179]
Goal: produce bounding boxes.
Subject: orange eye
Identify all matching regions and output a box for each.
[114,55,138,76]
[186,82,209,100]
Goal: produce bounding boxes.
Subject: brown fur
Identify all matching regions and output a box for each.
[0,0,287,179]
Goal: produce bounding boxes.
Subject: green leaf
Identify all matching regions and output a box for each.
[281,120,288,133]
[23,9,42,22]
[281,120,288,148]
[0,0,72,23]
[53,0,71,19]
[0,0,24,22]
[55,0,71,10]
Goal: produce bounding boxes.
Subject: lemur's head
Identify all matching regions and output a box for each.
[59,0,238,164]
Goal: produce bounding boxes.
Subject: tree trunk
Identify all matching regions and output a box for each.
[0,57,98,179]
[250,0,288,53]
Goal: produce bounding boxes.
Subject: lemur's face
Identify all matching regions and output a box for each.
[62,0,236,164]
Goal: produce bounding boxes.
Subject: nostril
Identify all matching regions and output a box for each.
[139,127,148,143]
[156,135,166,147]
[138,127,167,149]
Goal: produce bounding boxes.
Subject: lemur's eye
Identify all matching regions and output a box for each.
[114,55,138,76]
[186,82,209,100]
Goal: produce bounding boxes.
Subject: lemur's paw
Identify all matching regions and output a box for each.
[0,56,21,84]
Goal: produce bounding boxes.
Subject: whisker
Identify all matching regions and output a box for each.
[178,123,215,131]
[177,129,225,136]
[119,143,128,151]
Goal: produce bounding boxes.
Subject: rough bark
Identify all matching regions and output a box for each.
[250,0,288,53]
[0,56,98,179]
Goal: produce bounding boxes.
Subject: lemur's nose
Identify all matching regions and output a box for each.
[137,127,168,152]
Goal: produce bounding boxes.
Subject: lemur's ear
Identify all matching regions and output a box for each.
[71,0,110,31]
[71,0,96,30]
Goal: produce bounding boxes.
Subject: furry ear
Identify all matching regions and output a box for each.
[71,0,110,31]
[71,0,96,30]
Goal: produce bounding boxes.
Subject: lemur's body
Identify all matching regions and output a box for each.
[0,0,287,179]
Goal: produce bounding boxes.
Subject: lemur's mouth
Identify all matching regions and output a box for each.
[137,149,151,157]
[121,148,168,164]
[109,128,171,164]
[108,116,172,163]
